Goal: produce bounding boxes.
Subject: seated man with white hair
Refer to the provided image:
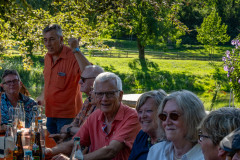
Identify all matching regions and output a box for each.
[45,72,141,160]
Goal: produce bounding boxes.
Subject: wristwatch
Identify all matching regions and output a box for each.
[73,47,80,53]
[67,126,73,134]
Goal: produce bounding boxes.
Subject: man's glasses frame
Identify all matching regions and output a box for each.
[158,112,181,121]
[198,134,210,142]
[80,76,96,83]
[95,90,120,98]
[2,79,19,85]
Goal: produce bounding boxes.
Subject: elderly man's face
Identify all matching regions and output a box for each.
[94,79,123,115]
[2,74,22,95]
[79,68,96,95]
[43,30,63,56]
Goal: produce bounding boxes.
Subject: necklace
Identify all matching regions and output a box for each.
[174,153,181,160]
[147,136,161,149]
[174,151,182,160]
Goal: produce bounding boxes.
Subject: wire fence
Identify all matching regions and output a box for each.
[82,49,223,61]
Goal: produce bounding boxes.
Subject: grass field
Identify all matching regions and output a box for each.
[0,39,238,110]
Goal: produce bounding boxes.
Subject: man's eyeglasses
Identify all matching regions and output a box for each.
[3,79,19,85]
[95,90,120,98]
[80,76,95,83]
[158,112,181,121]
[198,134,210,142]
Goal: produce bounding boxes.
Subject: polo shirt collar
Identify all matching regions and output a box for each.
[98,102,124,122]
[47,45,68,59]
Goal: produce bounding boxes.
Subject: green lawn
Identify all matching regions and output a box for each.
[0,39,238,110]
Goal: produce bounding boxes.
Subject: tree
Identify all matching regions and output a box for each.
[197,9,230,58]
[0,0,107,69]
[95,0,189,60]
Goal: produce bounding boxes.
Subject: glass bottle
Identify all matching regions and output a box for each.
[13,131,24,160]
[70,137,84,160]
[38,120,45,160]
[32,132,42,160]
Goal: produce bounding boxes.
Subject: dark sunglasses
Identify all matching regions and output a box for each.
[158,112,181,121]
[80,76,95,83]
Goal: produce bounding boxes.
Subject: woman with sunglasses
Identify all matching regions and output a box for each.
[147,90,206,160]
[128,89,167,160]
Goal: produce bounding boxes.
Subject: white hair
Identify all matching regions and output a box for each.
[93,72,122,90]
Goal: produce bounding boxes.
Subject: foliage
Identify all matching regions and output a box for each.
[197,9,230,58]
[223,39,240,100]
[0,0,110,69]
[204,0,240,40]
[97,0,189,59]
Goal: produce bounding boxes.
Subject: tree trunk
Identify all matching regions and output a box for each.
[137,38,145,60]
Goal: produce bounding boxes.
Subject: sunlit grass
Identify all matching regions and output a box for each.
[0,39,237,110]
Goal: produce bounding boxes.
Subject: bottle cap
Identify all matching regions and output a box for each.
[74,137,80,141]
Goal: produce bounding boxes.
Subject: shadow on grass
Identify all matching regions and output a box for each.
[102,59,204,93]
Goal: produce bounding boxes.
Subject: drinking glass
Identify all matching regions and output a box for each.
[18,106,25,129]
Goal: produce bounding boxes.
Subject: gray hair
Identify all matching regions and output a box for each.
[136,89,167,111]
[158,90,206,143]
[93,72,122,91]
[1,69,21,82]
[43,24,62,37]
[198,107,240,146]
[84,65,104,77]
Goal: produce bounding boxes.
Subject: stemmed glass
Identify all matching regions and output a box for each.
[8,107,20,138]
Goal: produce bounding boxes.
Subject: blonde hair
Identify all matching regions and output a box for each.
[136,89,167,111]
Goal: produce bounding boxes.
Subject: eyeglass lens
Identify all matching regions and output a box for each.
[3,79,19,85]
[95,91,119,98]
[159,112,180,121]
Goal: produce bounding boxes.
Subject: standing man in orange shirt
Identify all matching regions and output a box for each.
[37,24,91,134]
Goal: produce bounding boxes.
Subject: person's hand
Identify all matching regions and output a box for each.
[52,153,70,160]
[45,148,54,159]
[49,133,67,144]
[36,94,45,105]
[68,37,81,50]
[60,125,70,133]
[82,146,88,154]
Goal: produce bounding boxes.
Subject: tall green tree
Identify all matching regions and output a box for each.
[204,0,240,40]
[197,9,230,58]
[96,0,189,60]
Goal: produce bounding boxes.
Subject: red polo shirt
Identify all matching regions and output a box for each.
[44,45,82,118]
[74,103,141,160]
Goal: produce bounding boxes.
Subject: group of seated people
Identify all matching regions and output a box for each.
[1,67,240,160]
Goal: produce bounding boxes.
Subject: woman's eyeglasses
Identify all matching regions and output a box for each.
[158,112,181,121]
